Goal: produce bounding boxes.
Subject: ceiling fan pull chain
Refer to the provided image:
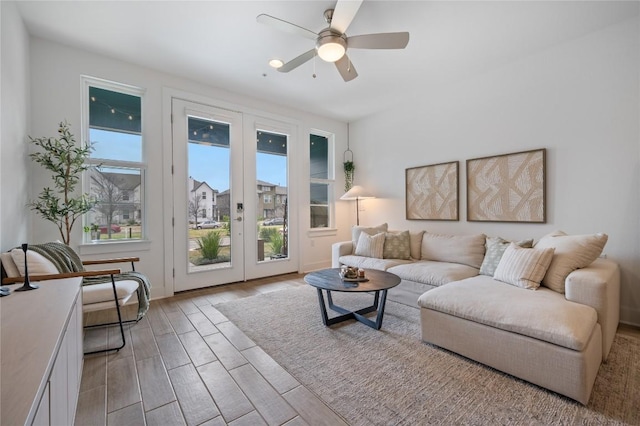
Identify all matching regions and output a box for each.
[313,54,317,78]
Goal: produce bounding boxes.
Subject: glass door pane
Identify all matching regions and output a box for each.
[256,130,288,262]
[187,117,231,273]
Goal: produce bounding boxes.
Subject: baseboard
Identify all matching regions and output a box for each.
[620,306,640,328]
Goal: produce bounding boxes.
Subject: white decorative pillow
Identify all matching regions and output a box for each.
[409,231,425,260]
[493,243,555,290]
[421,233,486,269]
[383,231,411,260]
[10,249,58,276]
[354,232,385,259]
[351,223,388,248]
[534,230,608,293]
[479,236,534,276]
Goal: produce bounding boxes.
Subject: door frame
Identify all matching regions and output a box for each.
[162,88,303,297]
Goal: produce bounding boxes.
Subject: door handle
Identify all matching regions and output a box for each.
[236,217,243,222]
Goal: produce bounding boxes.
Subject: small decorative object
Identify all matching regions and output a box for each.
[14,243,39,292]
[406,161,459,220]
[358,268,365,279]
[467,149,546,223]
[339,266,369,282]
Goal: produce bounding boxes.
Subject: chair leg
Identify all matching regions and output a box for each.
[83,274,128,355]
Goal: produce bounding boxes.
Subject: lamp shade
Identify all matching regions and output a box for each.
[340,185,374,200]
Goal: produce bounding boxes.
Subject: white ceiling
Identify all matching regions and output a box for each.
[15,1,639,122]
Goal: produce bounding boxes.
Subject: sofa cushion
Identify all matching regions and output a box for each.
[409,231,425,260]
[421,232,486,269]
[388,261,478,287]
[493,243,555,290]
[354,232,385,258]
[383,231,411,260]
[479,236,534,276]
[417,275,598,351]
[351,223,388,248]
[339,255,411,271]
[534,230,608,294]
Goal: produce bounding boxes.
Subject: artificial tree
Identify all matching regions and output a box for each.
[29,121,97,245]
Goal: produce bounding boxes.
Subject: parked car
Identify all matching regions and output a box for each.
[195,220,222,229]
[99,224,121,234]
[262,217,285,226]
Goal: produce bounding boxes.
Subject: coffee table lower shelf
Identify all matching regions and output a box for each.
[315,288,389,330]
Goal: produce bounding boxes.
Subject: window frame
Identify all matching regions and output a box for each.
[309,130,335,230]
[81,76,147,244]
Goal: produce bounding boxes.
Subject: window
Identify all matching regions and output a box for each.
[264,194,272,204]
[310,133,334,228]
[83,77,145,242]
[202,191,207,199]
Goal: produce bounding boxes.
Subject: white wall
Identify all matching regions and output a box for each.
[0,2,31,252]
[350,17,640,325]
[27,38,349,298]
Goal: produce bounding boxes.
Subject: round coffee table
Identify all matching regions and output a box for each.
[304,268,401,330]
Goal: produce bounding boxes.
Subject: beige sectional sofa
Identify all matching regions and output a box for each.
[331,224,619,404]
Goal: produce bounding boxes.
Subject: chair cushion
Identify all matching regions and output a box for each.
[83,280,139,305]
[9,249,58,276]
[0,253,20,278]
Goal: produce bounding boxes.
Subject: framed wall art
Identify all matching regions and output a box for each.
[466,148,546,223]
[406,161,459,220]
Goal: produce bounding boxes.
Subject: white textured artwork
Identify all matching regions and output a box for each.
[467,149,545,222]
[406,161,458,220]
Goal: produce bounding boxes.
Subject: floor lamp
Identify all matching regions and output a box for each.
[340,185,375,226]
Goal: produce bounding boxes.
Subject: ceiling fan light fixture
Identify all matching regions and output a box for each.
[268,58,284,68]
[316,31,346,62]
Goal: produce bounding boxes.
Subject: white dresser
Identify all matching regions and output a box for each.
[1,277,83,425]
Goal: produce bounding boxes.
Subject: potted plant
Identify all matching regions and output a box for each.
[344,160,355,192]
[29,121,97,245]
[83,223,101,241]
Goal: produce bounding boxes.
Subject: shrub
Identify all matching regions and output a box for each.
[259,227,278,242]
[197,231,221,260]
[270,231,284,255]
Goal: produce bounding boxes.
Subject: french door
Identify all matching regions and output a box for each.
[172,99,298,292]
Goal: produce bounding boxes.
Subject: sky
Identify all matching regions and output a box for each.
[90,129,288,193]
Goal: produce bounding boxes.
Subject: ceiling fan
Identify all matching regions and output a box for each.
[257,0,409,82]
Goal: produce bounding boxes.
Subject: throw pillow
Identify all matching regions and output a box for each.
[383,231,411,260]
[409,231,425,259]
[10,248,58,276]
[479,236,534,276]
[421,233,486,269]
[534,230,608,294]
[493,243,555,290]
[354,232,385,259]
[351,223,388,250]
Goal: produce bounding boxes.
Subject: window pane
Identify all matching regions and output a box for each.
[188,116,230,272]
[310,135,329,179]
[257,130,288,261]
[87,166,142,240]
[310,183,329,229]
[310,206,328,228]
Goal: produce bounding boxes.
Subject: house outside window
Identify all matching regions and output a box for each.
[310,132,334,228]
[82,77,145,241]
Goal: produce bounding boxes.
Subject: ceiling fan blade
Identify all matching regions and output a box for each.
[330,0,363,34]
[335,54,358,82]
[256,14,317,40]
[347,32,410,49]
[278,49,317,73]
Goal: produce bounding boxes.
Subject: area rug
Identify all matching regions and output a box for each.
[215,286,639,425]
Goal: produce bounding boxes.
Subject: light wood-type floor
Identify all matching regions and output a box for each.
[76,273,349,426]
[76,273,640,425]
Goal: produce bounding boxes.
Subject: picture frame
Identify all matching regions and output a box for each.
[466,148,546,223]
[406,161,459,220]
